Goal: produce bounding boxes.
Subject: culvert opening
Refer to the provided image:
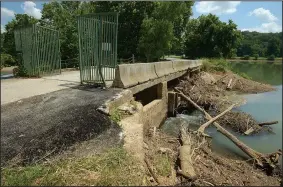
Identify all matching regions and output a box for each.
[133,83,162,106]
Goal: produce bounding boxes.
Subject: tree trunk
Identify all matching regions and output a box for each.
[175,88,282,171]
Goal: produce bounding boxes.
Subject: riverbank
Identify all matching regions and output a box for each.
[229,59,282,64]
[1,65,281,186]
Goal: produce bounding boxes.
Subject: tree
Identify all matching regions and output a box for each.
[236,31,282,58]
[93,1,157,59]
[138,1,194,61]
[138,18,173,62]
[266,37,280,57]
[40,1,96,67]
[2,14,38,63]
[184,14,242,59]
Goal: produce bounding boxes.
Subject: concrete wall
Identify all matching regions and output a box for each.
[142,82,168,132]
[113,60,202,89]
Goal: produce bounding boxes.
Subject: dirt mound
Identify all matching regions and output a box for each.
[215,70,276,94]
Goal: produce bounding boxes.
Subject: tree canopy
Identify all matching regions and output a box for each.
[1,2,281,67]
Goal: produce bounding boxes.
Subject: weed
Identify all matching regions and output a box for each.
[201,58,231,73]
[154,154,172,177]
[1,147,144,186]
[110,108,122,123]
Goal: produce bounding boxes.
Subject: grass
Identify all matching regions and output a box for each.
[201,58,254,80]
[201,58,231,73]
[109,101,138,123]
[1,147,145,186]
[154,154,172,177]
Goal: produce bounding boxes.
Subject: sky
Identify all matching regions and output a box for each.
[1,1,282,33]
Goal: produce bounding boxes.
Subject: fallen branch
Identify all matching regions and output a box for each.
[244,121,278,135]
[196,104,235,136]
[175,88,282,173]
[258,121,278,127]
[144,157,160,184]
[178,124,197,180]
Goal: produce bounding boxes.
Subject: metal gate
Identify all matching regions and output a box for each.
[78,12,118,85]
[14,24,61,77]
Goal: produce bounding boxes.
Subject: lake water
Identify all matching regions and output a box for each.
[206,62,282,161]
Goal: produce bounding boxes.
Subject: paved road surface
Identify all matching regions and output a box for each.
[1,86,122,166]
[1,71,81,105]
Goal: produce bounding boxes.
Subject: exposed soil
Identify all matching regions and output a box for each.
[144,128,281,186]
[177,71,276,134]
[1,86,122,166]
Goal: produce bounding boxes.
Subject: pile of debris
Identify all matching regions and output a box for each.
[177,71,277,135]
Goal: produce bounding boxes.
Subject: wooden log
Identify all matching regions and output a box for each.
[258,121,278,127]
[175,88,282,171]
[244,121,278,135]
[178,126,197,180]
[197,104,235,134]
[244,127,255,135]
[227,79,233,89]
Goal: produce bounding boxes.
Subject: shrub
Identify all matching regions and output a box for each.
[241,55,250,60]
[254,54,259,60]
[1,54,16,69]
[201,58,231,72]
[267,55,275,61]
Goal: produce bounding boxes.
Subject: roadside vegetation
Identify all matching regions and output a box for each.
[1,147,146,186]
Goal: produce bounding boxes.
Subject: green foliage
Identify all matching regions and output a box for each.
[1,54,16,69]
[138,18,174,62]
[254,54,259,60]
[109,108,122,123]
[241,55,250,60]
[237,72,251,80]
[267,54,275,61]
[201,58,231,72]
[184,14,242,59]
[138,2,194,61]
[2,14,38,62]
[154,154,171,177]
[237,31,282,58]
[1,147,144,186]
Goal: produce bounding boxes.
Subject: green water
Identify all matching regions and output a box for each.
[207,62,282,161]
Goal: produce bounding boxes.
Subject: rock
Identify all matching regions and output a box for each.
[118,104,136,114]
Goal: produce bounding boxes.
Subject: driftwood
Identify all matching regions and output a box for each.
[197,104,235,136]
[175,88,282,173]
[244,121,278,135]
[177,125,197,180]
[258,121,278,127]
[227,79,233,89]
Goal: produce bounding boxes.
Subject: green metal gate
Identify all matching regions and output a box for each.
[14,24,61,77]
[78,12,118,85]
